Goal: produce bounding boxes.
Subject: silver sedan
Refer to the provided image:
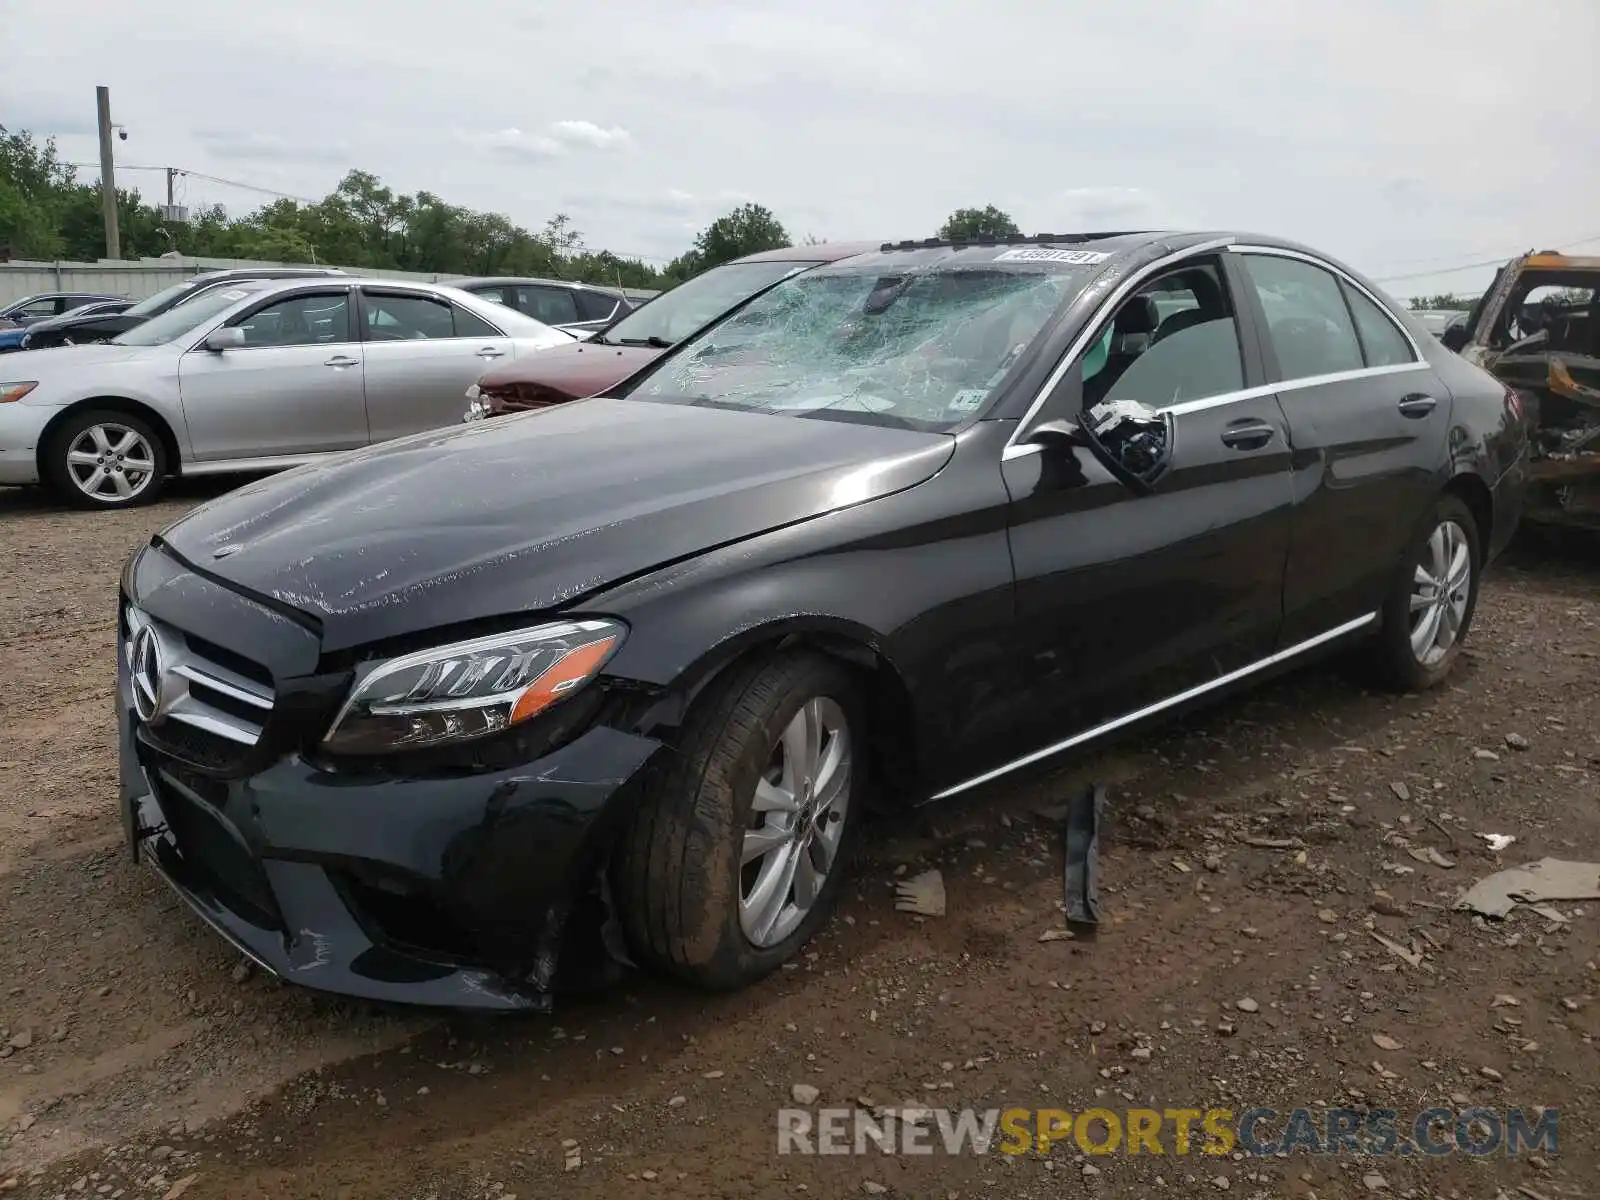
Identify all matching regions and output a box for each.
[0,277,575,508]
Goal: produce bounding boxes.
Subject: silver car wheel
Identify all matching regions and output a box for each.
[738,696,852,949]
[1408,518,1472,667]
[66,422,157,503]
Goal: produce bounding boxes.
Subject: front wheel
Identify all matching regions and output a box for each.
[42,409,168,509]
[1372,494,1481,690]
[615,652,864,990]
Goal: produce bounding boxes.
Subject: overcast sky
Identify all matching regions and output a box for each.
[5,0,1597,298]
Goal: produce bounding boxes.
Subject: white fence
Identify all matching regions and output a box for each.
[0,255,659,305]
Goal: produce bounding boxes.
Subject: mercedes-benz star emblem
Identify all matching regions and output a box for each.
[130,624,165,724]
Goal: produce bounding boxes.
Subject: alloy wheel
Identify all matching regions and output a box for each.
[66,423,157,503]
[1408,518,1472,667]
[738,696,852,948]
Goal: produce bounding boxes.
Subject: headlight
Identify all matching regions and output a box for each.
[323,618,624,755]
[0,381,38,403]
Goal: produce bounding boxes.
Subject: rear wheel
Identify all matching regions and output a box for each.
[1372,494,1480,690]
[616,652,864,989]
[42,409,168,509]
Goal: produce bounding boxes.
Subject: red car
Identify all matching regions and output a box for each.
[467,242,876,418]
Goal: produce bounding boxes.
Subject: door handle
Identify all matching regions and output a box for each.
[324,355,358,368]
[1220,418,1276,450]
[475,347,506,359]
[1398,392,1437,418]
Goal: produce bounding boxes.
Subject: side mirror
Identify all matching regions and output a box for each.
[1441,325,1469,353]
[204,326,246,352]
[1080,398,1174,493]
[1028,418,1090,448]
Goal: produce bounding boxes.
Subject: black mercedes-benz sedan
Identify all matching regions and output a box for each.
[116,230,1530,1009]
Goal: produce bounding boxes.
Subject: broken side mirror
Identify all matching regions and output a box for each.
[1027,418,1090,448]
[1080,398,1174,493]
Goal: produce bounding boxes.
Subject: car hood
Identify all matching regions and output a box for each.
[152,397,955,652]
[477,339,660,409]
[12,342,157,375]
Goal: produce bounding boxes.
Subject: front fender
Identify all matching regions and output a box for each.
[589,424,1022,794]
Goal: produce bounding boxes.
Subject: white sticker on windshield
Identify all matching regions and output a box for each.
[947,388,989,413]
[992,248,1110,266]
[219,289,249,301]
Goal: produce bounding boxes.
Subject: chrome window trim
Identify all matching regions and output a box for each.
[1227,243,1425,363]
[929,612,1377,800]
[1001,240,1434,461]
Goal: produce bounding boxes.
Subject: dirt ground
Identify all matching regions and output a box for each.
[0,478,1597,1200]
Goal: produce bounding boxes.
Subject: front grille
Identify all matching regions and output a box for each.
[124,606,275,771]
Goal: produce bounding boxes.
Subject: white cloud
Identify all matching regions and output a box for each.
[457,127,565,161]
[547,120,634,151]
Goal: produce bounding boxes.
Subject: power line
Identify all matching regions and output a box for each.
[66,162,317,203]
[1374,229,1600,269]
[1371,232,1600,285]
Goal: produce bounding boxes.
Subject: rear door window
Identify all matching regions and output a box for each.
[1238,254,1365,381]
[513,285,583,325]
[1341,283,1416,368]
[362,292,457,340]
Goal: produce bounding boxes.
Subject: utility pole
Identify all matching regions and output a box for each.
[95,86,120,260]
[166,167,176,208]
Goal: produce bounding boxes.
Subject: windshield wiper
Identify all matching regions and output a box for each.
[614,336,674,349]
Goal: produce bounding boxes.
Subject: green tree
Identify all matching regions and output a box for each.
[689,203,790,272]
[0,125,78,257]
[1409,293,1476,311]
[937,205,1022,241]
[0,125,672,289]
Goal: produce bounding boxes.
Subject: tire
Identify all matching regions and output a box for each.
[1372,494,1481,691]
[42,408,169,509]
[616,651,865,990]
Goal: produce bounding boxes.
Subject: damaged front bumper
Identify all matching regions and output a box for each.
[116,586,661,1012]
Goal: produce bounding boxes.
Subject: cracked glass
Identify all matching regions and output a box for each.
[630,256,1100,432]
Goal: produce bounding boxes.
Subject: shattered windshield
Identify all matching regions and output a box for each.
[599,260,816,347]
[629,255,1096,431]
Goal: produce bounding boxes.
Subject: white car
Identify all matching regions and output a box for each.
[0,277,575,508]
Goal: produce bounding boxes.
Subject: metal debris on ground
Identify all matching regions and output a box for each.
[893,869,946,917]
[1456,858,1600,919]
[1061,782,1107,927]
[1370,930,1424,968]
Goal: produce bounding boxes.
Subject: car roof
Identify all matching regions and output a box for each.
[814,230,1398,288]
[191,266,348,281]
[444,275,625,298]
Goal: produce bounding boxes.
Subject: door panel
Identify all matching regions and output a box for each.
[1271,368,1449,641]
[1002,393,1294,753]
[178,291,367,461]
[360,289,515,442]
[1232,251,1451,643]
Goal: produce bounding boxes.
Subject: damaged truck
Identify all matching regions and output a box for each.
[1444,251,1600,529]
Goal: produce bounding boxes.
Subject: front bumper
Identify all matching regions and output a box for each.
[0,401,47,485]
[117,566,662,1011]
